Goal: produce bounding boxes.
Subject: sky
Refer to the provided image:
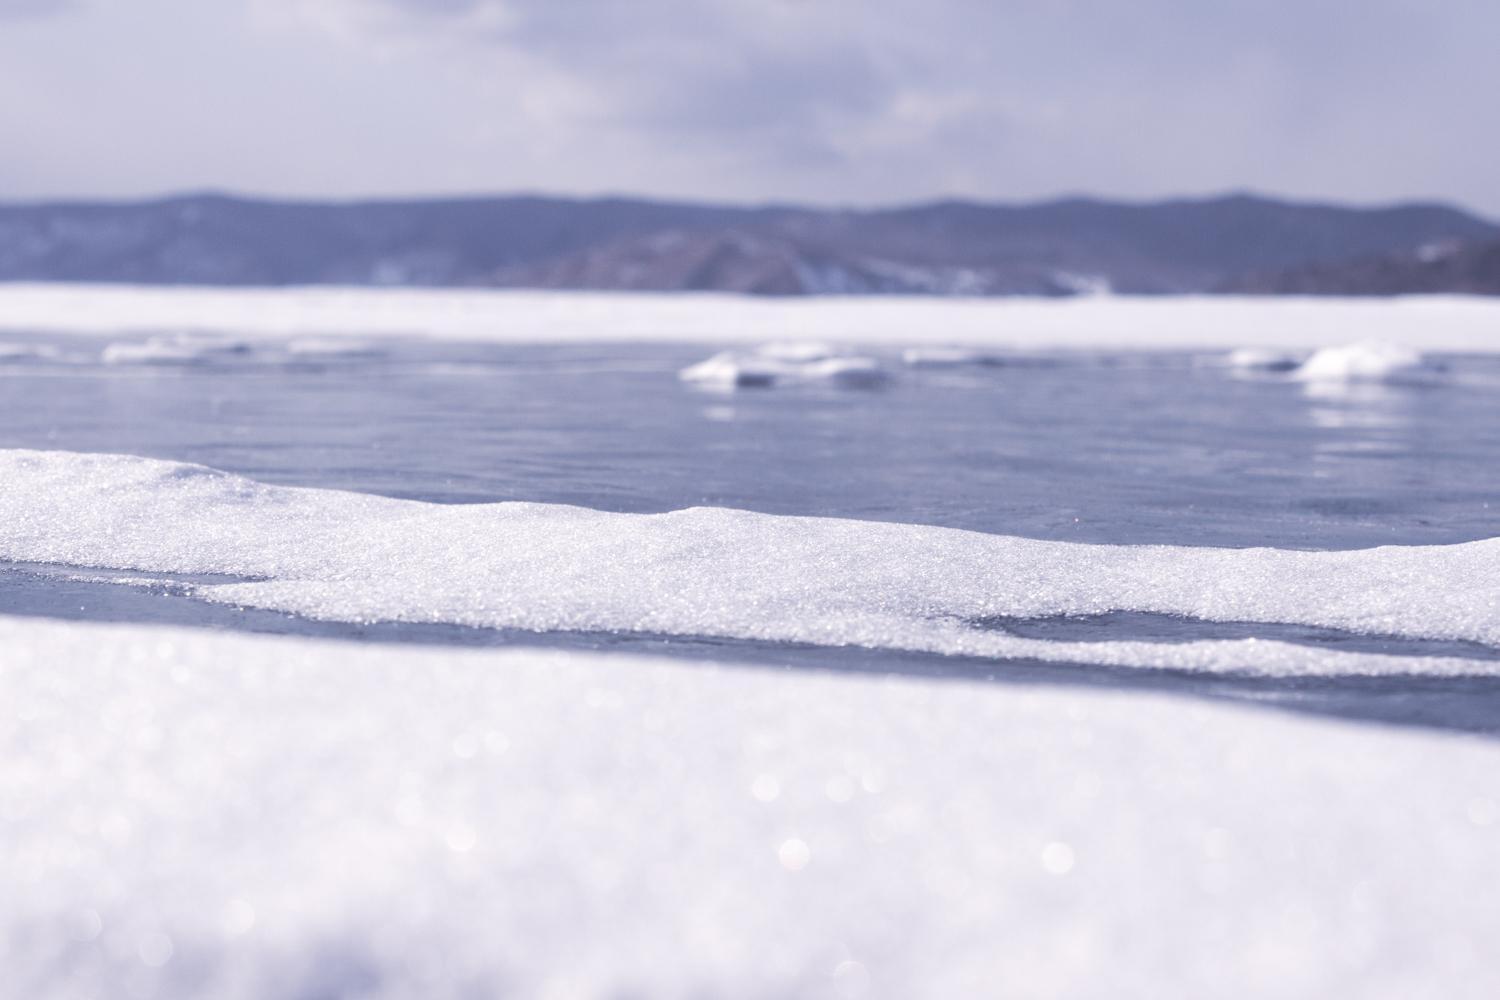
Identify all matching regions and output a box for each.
[1,0,1497,214]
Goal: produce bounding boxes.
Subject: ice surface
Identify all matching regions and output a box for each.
[5,613,1500,999]
[101,334,253,366]
[4,284,1500,352]
[0,341,61,362]
[2,449,1497,678]
[681,346,888,389]
[1293,342,1438,383]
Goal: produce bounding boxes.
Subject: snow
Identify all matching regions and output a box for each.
[4,613,1500,999]
[3,284,1500,352]
[2,449,1497,678]
[681,346,889,389]
[101,333,252,365]
[1292,341,1439,383]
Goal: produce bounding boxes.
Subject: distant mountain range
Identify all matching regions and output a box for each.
[1221,238,1500,296]
[1,192,1496,296]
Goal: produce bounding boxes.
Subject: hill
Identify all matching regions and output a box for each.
[1,192,1494,295]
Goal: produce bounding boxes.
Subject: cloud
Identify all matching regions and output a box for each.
[267,0,1015,178]
[5,0,1499,210]
[0,0,76,19]
[268,1,1440,170]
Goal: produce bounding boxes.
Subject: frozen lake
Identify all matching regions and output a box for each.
[3,292,1500,1000]
[2,334,1497,549]
[3,328,1499,733]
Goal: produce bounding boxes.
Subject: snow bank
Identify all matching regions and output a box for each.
[4,614,1500,999]
[681,345,888,389]
[2,449,1497,677]
[3,284,1500,352]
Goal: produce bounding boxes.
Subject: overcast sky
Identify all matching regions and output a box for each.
[2,0,1496,214]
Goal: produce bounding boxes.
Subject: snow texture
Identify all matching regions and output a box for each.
[1,449,1497,678]
[681,345,888,388]
[4,614,1500,1000]
[1292,341,1440,383]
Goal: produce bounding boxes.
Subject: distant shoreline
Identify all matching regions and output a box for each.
[3,283,1499,353]
[2,192,1495,296]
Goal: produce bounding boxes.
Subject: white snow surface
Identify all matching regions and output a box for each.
[5,614,1500,999]
[681,345,888,388]
[2,449,1497,678]
[100,333,252,366]
[3,284,1500,351]
[1292,341,1439,383]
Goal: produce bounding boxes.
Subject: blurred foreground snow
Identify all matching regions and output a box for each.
[4,615,1500,999]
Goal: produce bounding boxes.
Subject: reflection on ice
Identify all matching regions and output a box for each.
[1303,379,1413,431]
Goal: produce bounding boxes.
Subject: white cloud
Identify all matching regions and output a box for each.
[2,0,1498,212]
[0,0,76,19]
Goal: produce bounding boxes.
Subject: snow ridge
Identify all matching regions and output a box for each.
[2,449,1497,678]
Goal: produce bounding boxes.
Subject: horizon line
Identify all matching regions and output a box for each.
[1,187,1490,220]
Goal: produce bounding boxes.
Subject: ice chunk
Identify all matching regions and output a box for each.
[1293,342,1438,383]
[794,355,888,387]
[101,333,253,365]
[1,449,1497,678]
[678,350,780,388]
[284,337,383,357]
[1224,347,1303,373]
[901,347,1006,367]
[680,345,888,389]
[753,340,838,362]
